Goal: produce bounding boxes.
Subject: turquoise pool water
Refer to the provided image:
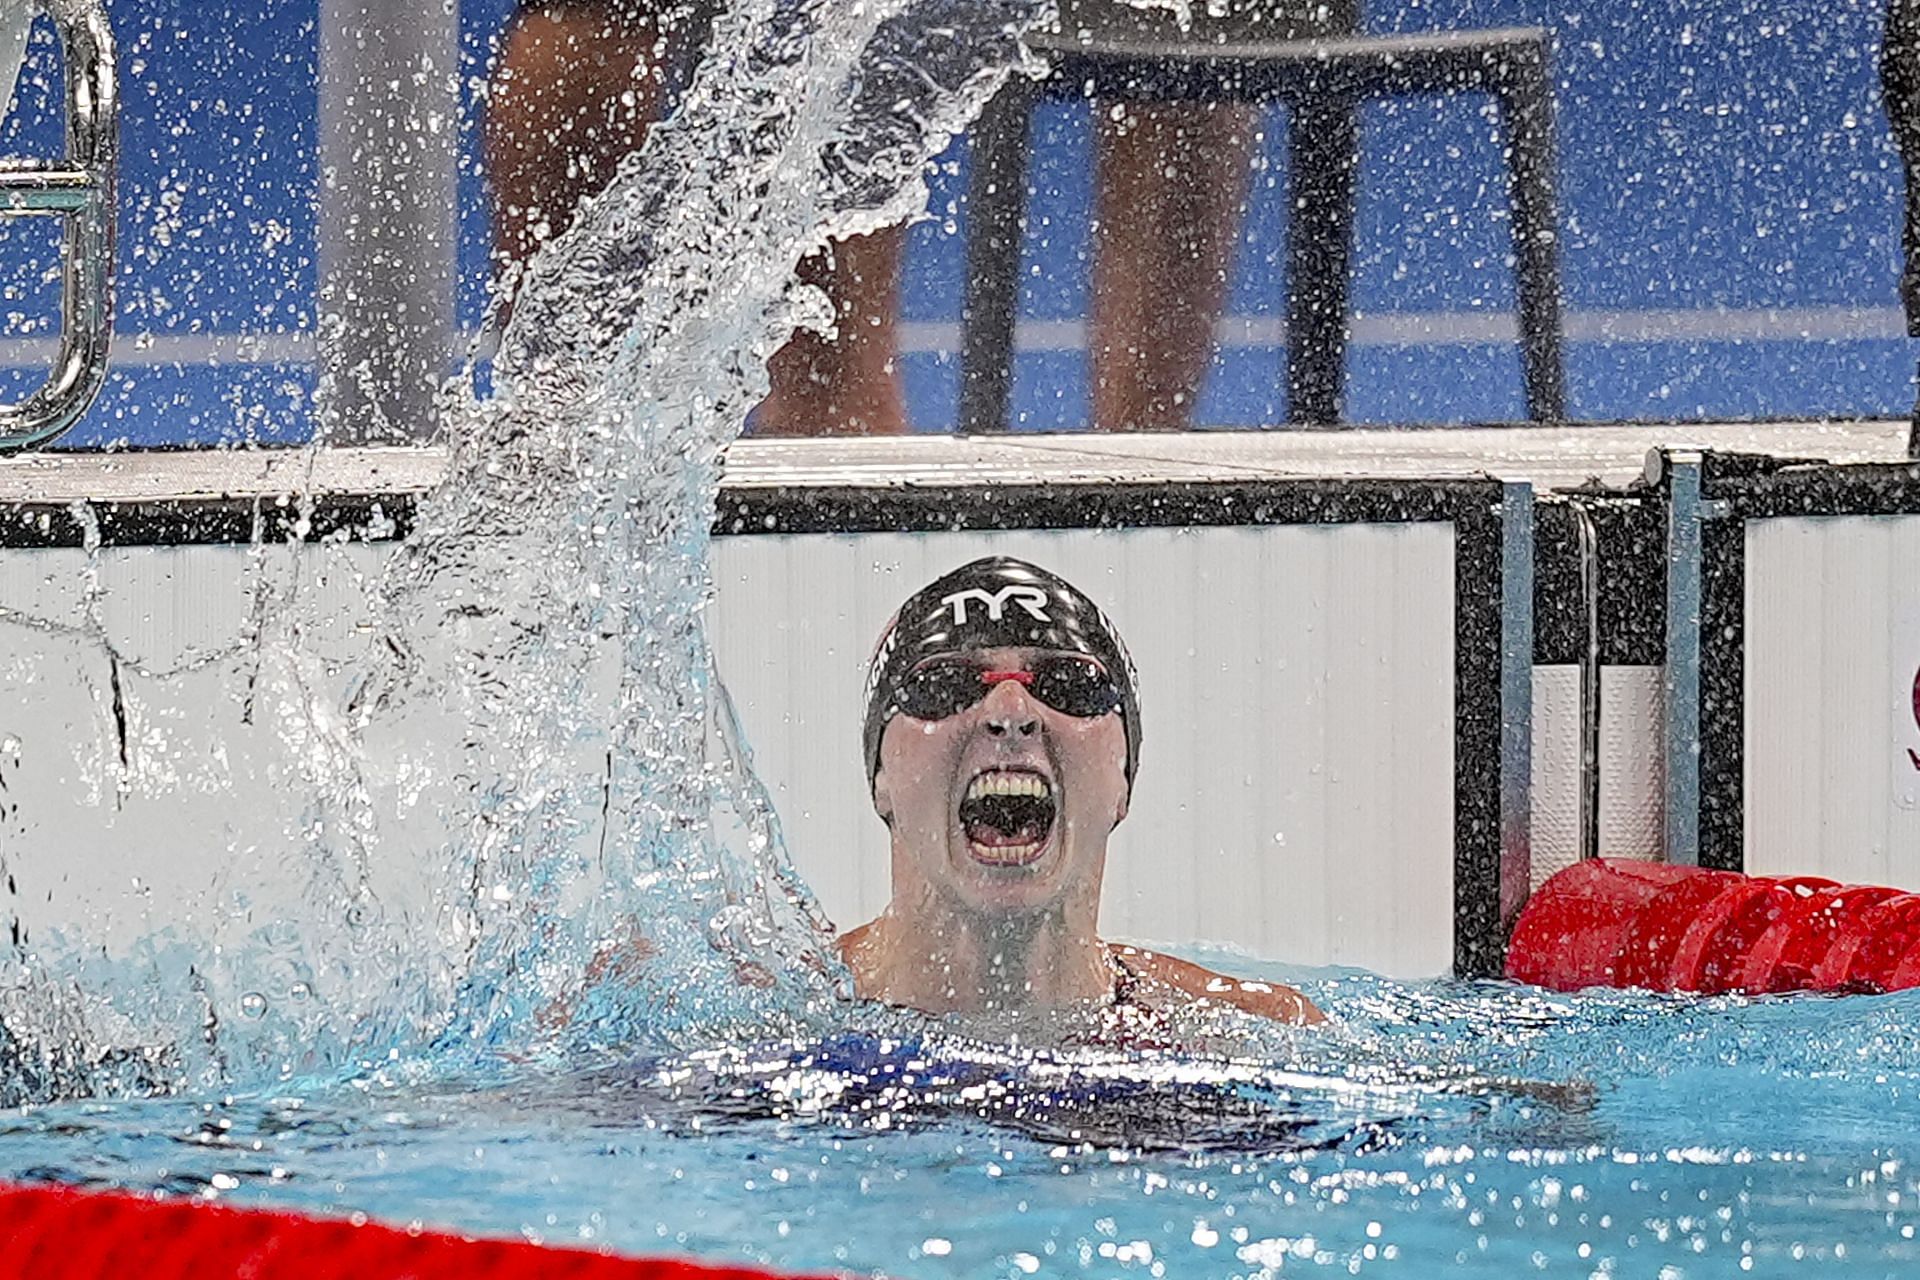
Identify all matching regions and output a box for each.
[7,2,1915,1275]
[8,959,1919,1278]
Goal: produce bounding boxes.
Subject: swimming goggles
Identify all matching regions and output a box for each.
[891,655,1123,721]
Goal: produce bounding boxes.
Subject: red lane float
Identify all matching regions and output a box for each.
[0,1182,837,1280]
[1508,858,1920,995]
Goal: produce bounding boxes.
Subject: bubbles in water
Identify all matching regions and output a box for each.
[237,993,268,1021]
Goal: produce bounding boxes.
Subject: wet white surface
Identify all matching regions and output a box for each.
[1,420,1910,507]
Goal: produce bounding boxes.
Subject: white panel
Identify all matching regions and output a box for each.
[1379,527,1459,973]
[1525,663,1662,885]
[1530,664,1581,887]
[0,542,393,953]
[1599,665,1664,861]
[1746,521,1828,876]
[3,419,1911,508]
[0,547,89,631]
[0,528,1460,978]
[710,525,1458,977]
[1746,516,1920,887]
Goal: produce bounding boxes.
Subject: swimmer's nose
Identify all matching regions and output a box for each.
[985,713,1039,739]
[982,678,1040,738]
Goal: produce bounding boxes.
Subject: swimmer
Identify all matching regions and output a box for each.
[837,556,1323,1026]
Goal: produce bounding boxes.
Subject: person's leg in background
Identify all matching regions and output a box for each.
[1074,0,1355,431]
[1884,0,1920,451]
[484,1,908,435]
[484,2,682,270]
[758,226,909,436]
[1090,103,1256,430]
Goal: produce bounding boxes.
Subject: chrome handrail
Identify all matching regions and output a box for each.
[0,0,115,453]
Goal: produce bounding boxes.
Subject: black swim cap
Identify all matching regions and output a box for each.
[863,556,1141,789]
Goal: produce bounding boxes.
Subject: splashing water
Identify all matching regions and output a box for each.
[0,0,1080,1094]
[331,0,1066,1062]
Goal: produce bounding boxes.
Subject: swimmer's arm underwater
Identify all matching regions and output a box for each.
[1108,943,1325,1025]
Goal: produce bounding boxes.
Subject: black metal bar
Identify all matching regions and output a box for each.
[1452,491,1509,978]
[958,77,1035,435]
[1496,47,1569,423]
[1029,28,1551,104]
[1286,96,1358,425]
[958,27,1566,431]
[1698,508,1745,871]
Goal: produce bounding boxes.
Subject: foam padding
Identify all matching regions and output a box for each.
[1509,859,1920,995]
[0,1182,835,1280]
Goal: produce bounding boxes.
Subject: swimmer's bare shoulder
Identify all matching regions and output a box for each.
[1108,942,1325,1025]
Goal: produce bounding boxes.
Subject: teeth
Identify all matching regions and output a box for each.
[965,771,1051,802]
[969,838,1046,866]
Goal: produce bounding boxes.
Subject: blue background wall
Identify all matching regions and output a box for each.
[0,0,1907,445]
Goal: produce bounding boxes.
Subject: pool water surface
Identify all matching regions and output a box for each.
[5,958,1917,1278]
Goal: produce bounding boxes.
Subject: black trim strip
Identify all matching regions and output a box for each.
[716,478,1494,536]
[0,496,415,550]
[1452,497,1506,979]
[1699,511,1745,871]
[3,477,1514,548]
[1702,459,1920,520]
[1593,497,1667,667]
[1532,495,1669,667]
[1531,500,1586,667]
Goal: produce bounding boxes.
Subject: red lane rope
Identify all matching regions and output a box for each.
[0,1182,840,1280]
[1510,859,1920,995]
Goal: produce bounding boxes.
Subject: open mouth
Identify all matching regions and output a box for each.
[957,767,1056,867]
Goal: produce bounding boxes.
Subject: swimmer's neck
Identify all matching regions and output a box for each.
[837,905,1111,1015]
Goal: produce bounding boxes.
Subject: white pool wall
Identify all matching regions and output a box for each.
[2,524,1466,977]
[709,524,1458,976]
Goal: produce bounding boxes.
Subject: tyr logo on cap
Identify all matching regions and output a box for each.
[865,556,1141,794]
[941,584,1051,626]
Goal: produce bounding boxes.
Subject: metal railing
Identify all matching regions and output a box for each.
[0,0,115,453]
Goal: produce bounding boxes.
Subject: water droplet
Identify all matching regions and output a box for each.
[238,992,268,1019]
[288,981,312,1003]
